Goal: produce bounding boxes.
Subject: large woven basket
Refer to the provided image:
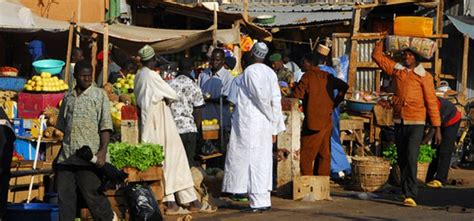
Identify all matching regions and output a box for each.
[352,156,391,192]
[390,162,430,185]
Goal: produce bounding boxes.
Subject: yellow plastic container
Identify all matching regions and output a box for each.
[394,16,433,37]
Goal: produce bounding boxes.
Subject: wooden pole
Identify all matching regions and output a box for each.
[243,0,248,21]
[75,0,81,47]
[233,20,242,73]
[434,0,444,86]
[462,35,470,96]
[64,23,74,86]
[103,23,109,86]
[348,8,361,91]
[212,5,217,47]
[91,33,98,81]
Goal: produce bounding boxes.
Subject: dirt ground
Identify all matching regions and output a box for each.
[165,168,474,221]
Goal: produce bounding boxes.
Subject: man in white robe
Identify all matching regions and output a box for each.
[134,45,204,215]
[222,42,286,212]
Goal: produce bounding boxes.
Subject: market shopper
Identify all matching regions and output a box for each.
[282,49,303,82]
[55,60,114,221]
[97,50,121,87]
[169,57,206,167]
[134,45,215,215]
[269,53,294,85]
[0,108,14,220]
[293,53,348,177]
[372,40,441,207]
[425,97,461,188]
[222,42,285,212]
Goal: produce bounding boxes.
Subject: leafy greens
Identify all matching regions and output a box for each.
[109,142,164,171]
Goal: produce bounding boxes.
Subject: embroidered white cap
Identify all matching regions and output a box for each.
[251,42,269,59]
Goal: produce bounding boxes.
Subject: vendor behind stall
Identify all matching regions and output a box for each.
[269,53,294,85]
[372,40,441,207]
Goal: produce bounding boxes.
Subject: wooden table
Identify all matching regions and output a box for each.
[340,118,365,156]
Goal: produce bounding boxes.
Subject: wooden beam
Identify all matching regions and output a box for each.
[434,0,444,85]
[212,5,217,47]
[91,33,98,81]
[375,70,381,92]
[348,9,361,91]
[243,0,249,21]
[462,35,470,96]
[102,23,109,86]
[64,23,74,86]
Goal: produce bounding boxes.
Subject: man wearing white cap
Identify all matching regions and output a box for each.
[134,45,215,215]
[222,42,286,212]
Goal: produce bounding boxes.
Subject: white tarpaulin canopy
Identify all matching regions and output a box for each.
[82,23,240,54]
[0,0,69,32]
[0,0,240,53]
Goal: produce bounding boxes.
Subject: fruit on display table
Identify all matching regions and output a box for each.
[202,119,218,126]
[24,72,68,92]
[111,102,125,130]
[114,74,135,94]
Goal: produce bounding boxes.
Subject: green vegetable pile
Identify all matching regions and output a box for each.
[109,143,165,171]
[418,144,437,163]
[382,144,437,165]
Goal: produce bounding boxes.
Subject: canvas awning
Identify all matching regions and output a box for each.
[447,15,474,39]
[0,0,69,32]
[82,23,240,54]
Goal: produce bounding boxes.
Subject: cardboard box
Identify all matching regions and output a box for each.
[293,176,330,201]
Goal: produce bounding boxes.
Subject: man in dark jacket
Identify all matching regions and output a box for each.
[0,108,14,220]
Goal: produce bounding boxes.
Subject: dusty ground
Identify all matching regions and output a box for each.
[165,168,474,221]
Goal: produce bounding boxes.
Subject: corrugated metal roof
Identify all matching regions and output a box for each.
[221,2,353,27]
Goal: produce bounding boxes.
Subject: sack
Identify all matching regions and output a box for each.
[126,184,163,221]
[374,105,393,127]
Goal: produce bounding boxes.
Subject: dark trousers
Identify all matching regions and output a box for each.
[0,126,14,218]
[57,164,113,221]
[300,125,332,176]
[395,124,425,199]
[427,121,460,184]
[180,133,197,167]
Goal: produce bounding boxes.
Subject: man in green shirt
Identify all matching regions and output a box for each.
[269,53,294,85]
[55,60,114,221]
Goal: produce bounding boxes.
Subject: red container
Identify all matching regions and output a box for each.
[18,92,65,118]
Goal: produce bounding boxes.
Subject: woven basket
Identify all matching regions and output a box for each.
[352,156,391,192]
[416,162,430,183]
[390,162,430,185]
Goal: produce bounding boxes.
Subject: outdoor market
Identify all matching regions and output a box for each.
[0,0,473,220]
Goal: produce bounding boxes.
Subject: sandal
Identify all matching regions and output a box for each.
[403,197,417,207]
[426,180,443,188]
[165,207,192,216]
[190,203,218,214]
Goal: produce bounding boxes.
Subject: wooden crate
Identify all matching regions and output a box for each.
[293,176,330,201]
[9,162,46,203]
[123,166,164,201]
[202,130,218,140]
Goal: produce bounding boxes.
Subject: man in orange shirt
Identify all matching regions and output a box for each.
[372,40,441,207]
[293,53,348,176]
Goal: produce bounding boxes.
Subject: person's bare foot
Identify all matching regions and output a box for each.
[165,201,180,212]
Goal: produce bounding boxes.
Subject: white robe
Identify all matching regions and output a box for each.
[134,67,195,195]
[222,63,286,195]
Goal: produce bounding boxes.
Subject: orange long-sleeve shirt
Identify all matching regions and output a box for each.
[372,42,441,127]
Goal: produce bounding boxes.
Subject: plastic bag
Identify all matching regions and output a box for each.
[126,184,163,221]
